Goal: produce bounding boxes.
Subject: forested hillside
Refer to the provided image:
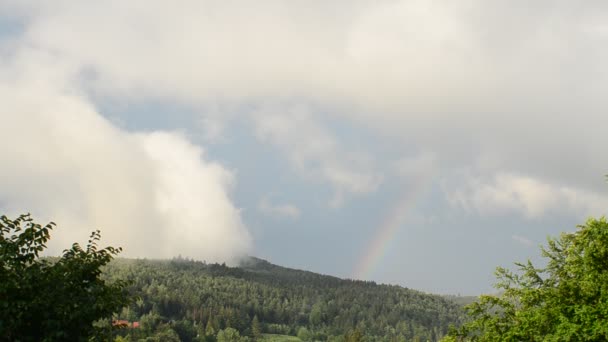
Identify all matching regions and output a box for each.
[103,257,466,341]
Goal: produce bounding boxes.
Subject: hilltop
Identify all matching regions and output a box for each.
[103,257,467,341]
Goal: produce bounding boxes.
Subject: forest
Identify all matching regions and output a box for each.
[8,213,607,341]
[102,257,467,342]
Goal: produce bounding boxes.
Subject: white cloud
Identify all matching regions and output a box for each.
[0,51,250,263]
[252,105,382,206]
[393,153,436,179]
[258,197,301,220]
[2,1,608,215]
[138,132,251,261]
[445,173,608,219]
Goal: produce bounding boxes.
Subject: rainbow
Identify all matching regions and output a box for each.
[352,173,435,281]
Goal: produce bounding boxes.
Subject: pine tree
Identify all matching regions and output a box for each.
[205,318,216,337]
[345,329,363,342]
[251,315,262,340]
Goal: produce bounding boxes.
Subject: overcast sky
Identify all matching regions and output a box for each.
[1,1,608,294]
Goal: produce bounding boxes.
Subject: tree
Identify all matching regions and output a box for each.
[448,217,608,341]
[297,327,312,341]
[0,213,131,341]
[344,329,364,342]
[174,319,198,342]
[309,302,323,326]
[217,327,241,342]
[251,315,261,340]
[206,318,217,336]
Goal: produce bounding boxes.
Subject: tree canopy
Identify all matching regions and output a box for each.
[447,217,608,341]
[0,213,131,341]
[101,256,464,341]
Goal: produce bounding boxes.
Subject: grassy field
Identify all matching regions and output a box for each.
[260,334,303,341]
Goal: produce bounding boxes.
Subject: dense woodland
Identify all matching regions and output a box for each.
[9,214,608,341]
[103,257,466,341]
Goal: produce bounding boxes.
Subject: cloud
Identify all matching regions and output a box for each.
[138,132,251,261]
[0,50,250,263]
[258,197,301,220]
[445,173,608,219]
[393,153,436,179]
[2,1,608,215]
[252,105,382,206]
[6,1,605,112]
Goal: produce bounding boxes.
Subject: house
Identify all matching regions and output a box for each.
[112,320,140,328]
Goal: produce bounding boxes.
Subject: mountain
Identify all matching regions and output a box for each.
[102,257,467,341]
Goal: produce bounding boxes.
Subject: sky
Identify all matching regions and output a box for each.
[1,1,608,295]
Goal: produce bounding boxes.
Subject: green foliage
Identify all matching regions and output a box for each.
[259,334,302,341]
[145,326,181,342]
[252,315,262,340]
[206,319,217,337]
[217,327,243,342]
[102,256,464,341]
[0,213,131,341]
[344,329,364,342]
[296,327,311,341]
[174,319,198,342]
[449,217,608,341]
